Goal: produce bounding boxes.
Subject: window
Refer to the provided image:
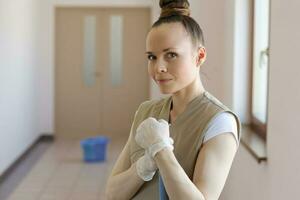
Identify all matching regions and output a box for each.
[250,0,270,140]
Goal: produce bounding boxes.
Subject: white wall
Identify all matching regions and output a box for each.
[0,0,41,175]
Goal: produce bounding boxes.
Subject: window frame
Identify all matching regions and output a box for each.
[249,0,271,141]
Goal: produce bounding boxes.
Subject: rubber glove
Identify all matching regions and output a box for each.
[135,117,174,158]
[136,152,157,181]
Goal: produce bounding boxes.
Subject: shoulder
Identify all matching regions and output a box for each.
[136,96,170,115]
[203,112,239,146]
[202,91,240,124]
[194,91,234,128]
[201,92,242,143]
[207,112,238,128]
[202,91,231,111]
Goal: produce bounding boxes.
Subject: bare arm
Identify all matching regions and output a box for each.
[105,137,144,200]
[154,133,238,200]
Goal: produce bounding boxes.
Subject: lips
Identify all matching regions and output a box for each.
[156,79,172,83]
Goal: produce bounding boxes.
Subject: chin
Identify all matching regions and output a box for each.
[159,88,173,95]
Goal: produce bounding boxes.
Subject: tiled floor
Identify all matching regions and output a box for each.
[3,136,126,200]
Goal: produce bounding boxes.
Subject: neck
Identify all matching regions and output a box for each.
[171,76,205,116]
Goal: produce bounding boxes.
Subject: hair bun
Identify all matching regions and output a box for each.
[159,0,190,18]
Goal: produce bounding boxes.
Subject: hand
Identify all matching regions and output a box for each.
[135,117,170,149]
[136,152,157,181]
[135,117,174,158]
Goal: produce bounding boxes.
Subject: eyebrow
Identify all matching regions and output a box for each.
[145,48,178,54]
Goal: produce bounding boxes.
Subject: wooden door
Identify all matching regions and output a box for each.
[55,7,150,139]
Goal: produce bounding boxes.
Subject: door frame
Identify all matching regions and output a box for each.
[52,3,152,136]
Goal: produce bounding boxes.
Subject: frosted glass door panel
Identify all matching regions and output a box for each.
[110,15,123,86]
[83,16,96,87]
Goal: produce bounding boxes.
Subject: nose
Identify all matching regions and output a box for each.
[155,60,167,73]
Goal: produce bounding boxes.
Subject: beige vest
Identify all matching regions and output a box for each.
[129,91,241,200]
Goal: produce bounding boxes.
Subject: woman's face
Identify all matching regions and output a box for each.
[146,22,201,95]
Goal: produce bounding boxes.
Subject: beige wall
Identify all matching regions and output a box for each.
[221,0,300,199]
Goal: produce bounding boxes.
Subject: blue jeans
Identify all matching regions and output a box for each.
[159,173,169,200]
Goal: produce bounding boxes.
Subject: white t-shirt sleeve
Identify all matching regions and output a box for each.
[202,112,239,146]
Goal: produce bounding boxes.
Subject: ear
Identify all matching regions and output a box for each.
[196,47,206,67]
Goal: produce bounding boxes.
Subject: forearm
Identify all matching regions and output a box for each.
[154,148,206,200]
[105,162,144,200]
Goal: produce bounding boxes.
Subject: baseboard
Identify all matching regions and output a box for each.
[40,134,55,142]
[0,134,55,183]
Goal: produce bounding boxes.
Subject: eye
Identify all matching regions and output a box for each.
[166,52,178,59]
[147,54,156,61]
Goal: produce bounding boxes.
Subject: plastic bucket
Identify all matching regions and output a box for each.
[80,136,109,163]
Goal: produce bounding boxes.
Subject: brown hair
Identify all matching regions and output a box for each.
[152,0,205,48]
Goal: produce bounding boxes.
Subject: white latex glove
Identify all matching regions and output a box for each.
[135,117,174,158]
[136,152,157,181]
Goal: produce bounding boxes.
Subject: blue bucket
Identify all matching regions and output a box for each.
[80,136,109,163]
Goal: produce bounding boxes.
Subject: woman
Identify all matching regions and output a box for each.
[105,0,241,199]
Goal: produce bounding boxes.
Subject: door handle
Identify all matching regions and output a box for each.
[259,47,269,69]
